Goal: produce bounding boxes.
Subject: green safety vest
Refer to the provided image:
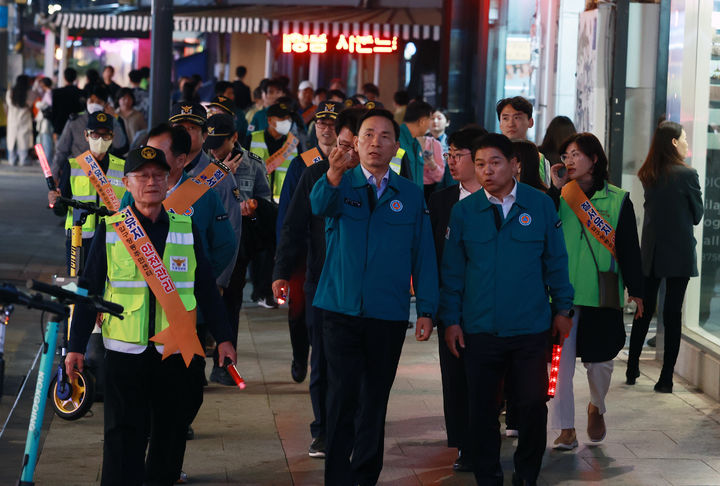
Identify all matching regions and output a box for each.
[539,153,548,186]
[101,212,197,347]
[389,148,406,175]
[249,130,298,200]
[559,181,627,308]
[65,154,126,238]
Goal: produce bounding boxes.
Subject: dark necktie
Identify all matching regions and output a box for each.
[492,204,502,230]
[366,184,377,212]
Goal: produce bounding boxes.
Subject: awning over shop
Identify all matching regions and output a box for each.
[48,6,442,41]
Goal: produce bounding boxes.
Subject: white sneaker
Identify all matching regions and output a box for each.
[255,298,277,309]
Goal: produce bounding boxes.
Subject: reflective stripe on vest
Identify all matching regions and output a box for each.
[102,212,197,346]
[249,130,298,200]
[559,182,627,307]
[65,154,126,236]
[389,148,406,175]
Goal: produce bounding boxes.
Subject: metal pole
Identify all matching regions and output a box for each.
[264,36,272,78]
[43,29,55,78]
[57,24,68,87]
[149,0,173,128]
[608,0,629,186]
[653,0,671,128]
[0,0,7,92]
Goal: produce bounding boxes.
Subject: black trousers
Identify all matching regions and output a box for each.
[219,250,252,366]
[250,247,275,301]
[305,281,327,439]
[288,265,309,366]
[102,348,204,486]
[464,331,549,486]
[628,275,690,383]
[437,325,469,450]
[323,311,407,486]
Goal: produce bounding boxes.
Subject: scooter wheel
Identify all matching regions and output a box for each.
[49,369,95,421]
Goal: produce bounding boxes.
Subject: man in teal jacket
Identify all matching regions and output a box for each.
[398,100,433,188]
[310,109,438,486]
[439,133,573,486]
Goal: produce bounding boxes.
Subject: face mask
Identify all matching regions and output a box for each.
[89,137,113,154]
[274,119,292,136]
[87,102,104,114]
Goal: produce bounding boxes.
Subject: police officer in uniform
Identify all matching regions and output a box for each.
[65,147,237,486]
[311,108,438,485]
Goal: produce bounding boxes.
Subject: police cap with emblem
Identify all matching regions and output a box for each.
[267,102,291,119]
[208,96,235,116]
[314,101,343,121]
[87,111,114,131]
[169,102,207,126]
[203,114,236,151]
[123,146,171,175]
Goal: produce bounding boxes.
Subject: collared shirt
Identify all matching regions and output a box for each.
[459,183,473,201]
[484,179,518,218]
[361,165,390,199]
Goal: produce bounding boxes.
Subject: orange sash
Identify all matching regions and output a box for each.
[76,151,121,211]
[266,133,299,174]
[300,147,323,167]
[112,206,204,367]
[561,180,616,257]
[163,163,229,215]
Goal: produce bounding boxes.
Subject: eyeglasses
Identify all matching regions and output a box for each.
[87,131,113,141]
[316,121,335,129]
[443,151,471,162]
[560,151,583,163]
[127,173,169,183]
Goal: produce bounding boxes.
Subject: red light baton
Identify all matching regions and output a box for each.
[35,144,56,191]
[547,344,562,398]
[225,362,246,390]
[277,287,287,306]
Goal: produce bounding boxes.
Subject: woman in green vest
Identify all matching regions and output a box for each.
[547,132,644,450]
[626,121,703,393]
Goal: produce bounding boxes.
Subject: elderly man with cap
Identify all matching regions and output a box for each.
[203,113,275,385]
[270,100,343,387]
[65,146,237,486]
[49,111,126,271]
[298,80,316,126]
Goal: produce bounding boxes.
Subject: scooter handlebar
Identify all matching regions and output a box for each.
[26,280,124,318]
[0,283,69,317]
[55,196,115,218]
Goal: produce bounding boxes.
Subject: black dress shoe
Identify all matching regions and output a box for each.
[291,360,308,383]
[625,368,639,385]
[512,472,537,486]
[452,452,472,472]
[654,381,673,393]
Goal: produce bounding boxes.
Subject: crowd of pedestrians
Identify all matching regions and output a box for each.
[19,61,703,486]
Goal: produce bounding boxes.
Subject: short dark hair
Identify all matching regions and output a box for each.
[40,77,52,89]
[359,108,400,141]
[393,90,410,106]
[447,127,489,151]
[103,65,114,74]
[262,78,283,94]
[314,87,328,97]
[139,66,150,78]
[116,87,135,104]
[147,123,192,157]
[472,133,515,160]
[361,83,379,97]
[236,66,247,78]
[335,107,366,136]
[215,80,232,96]
[403,100,433,123]
[496,96,533,120]
[64,67,77,83]
[559,132,609,191]
[129,69,143,84]
[328,89,346,101]
[252,86,262,100]
[88,83,109,102]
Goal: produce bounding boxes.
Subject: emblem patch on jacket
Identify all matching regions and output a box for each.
[170,256,188,272]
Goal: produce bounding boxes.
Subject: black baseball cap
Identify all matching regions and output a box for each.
[203,114,236,151]
[267,102,291,119]
[87,111,114,131]
[208,96,235,116]
[169,102,207,126]
[123,146,171,175]
[314,101,343,121]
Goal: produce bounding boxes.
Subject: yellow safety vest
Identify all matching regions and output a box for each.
[102,212,197,347]
[249,130,298,200]
[65,154,126,238]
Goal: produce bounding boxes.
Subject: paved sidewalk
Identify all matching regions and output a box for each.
[28,300,720,486]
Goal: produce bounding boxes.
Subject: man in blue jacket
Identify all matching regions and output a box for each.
[439,133,574,486]
[310,109,438,486]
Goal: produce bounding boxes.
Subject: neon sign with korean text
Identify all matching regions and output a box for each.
[282,33,399,55]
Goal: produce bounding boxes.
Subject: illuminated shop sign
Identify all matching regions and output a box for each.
[282,33,399,55]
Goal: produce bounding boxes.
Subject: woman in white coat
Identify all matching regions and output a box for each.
[6,74,34,166]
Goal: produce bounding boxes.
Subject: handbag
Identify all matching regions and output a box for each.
[581,226,621,309]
